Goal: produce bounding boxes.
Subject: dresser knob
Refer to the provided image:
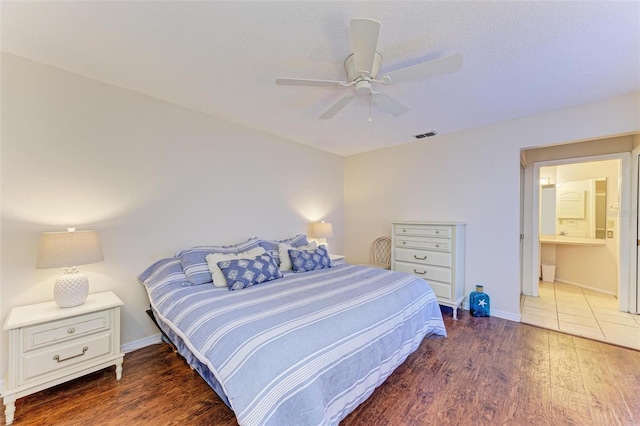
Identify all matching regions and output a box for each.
[67,328,75,334]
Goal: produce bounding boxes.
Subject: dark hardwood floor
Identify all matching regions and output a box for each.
[4,308,640,425]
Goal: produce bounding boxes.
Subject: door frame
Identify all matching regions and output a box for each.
[630,144,640,314]
[527,152,631,312]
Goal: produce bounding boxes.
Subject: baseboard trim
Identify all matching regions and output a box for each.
[492,309,522,322]
[554,278,617,296]
[121,333,162,354]
[461,302,521,322]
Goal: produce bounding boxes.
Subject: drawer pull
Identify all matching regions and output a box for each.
[53,347,88,363]
[436,245,440,248]
[435,230,440,234]
[414,255,427,260]
[402,229,406,232]
[402,241,406,245]
[413,269,427,275]
[67,328,75,334]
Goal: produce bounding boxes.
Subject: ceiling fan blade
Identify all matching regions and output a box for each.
[276,78,348,87]
[319,95,355,119]
[350,18,380,76]
[371,91,409,117]
[382,53,463,84]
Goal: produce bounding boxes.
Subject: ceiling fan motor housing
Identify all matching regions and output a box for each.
[344,52,383,81]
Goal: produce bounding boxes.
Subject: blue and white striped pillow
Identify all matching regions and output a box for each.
[176,237,261,285]
[258,234,309,266]
[138,257,191,289]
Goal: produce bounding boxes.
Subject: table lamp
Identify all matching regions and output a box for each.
[36,228,104,308]
[312,221,334,253]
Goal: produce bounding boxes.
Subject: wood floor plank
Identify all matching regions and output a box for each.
[549,384,591,425]
[576,345,640,425]
[549,334,585,394]
[3,309,640,426]
[506,326,553,425]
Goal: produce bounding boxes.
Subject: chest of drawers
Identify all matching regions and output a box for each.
[391,222,466,319]
[2,291,124,425]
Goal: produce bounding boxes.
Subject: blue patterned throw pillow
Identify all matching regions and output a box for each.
[288,246,332,273]
[217,254,283,291]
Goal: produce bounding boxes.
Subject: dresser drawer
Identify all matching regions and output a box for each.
[428,281,453,301]
[395,236,451,252]
[394,247,451,268]
[23,331,112,382]
[394,261,452,284]
[24,311,109,351]
[394,224,451,238]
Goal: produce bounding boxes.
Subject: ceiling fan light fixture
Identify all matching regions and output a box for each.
[355,80,372,95]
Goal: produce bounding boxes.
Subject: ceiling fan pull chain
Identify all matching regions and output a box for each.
[368,94,373,123]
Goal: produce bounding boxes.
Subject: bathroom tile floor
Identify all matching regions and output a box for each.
[521,281,640,350]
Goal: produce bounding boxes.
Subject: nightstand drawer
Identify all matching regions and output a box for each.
[24,311,109,351]
[23,332,112,382]
[394,261,451,283]
[394,225,451,238]
[395,247,451,267]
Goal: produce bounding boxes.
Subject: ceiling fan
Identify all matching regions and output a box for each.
[276,18,463,120]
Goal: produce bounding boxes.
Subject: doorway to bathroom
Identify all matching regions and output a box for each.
[520,136,640,350]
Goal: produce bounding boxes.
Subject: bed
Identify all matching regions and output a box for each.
[138,239,446,426]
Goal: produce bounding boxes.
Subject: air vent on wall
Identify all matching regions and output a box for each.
[414,131,438,139]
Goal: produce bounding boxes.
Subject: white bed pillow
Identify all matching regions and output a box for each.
[278,241,317,271]
[206,246,266,287]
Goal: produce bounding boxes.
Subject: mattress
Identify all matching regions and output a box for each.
[141,262,446,425]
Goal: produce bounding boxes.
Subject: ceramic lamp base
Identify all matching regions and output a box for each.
[54,272,89,308]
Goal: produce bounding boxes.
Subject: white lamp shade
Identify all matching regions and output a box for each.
[312,222,334,239]
[36,230,104,269]
[36,229,104,308]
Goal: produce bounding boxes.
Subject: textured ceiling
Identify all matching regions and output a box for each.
[2,1,639,156]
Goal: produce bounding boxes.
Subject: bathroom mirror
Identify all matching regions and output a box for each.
[540,178,607,239]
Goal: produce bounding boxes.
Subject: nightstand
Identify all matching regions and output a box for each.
[2,291,124,425]
[330,254,346,265]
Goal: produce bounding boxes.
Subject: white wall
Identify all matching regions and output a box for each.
[345,92,640,321]
[0,54,345,374]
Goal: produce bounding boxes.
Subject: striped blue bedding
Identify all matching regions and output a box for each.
[142,262,446,426]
